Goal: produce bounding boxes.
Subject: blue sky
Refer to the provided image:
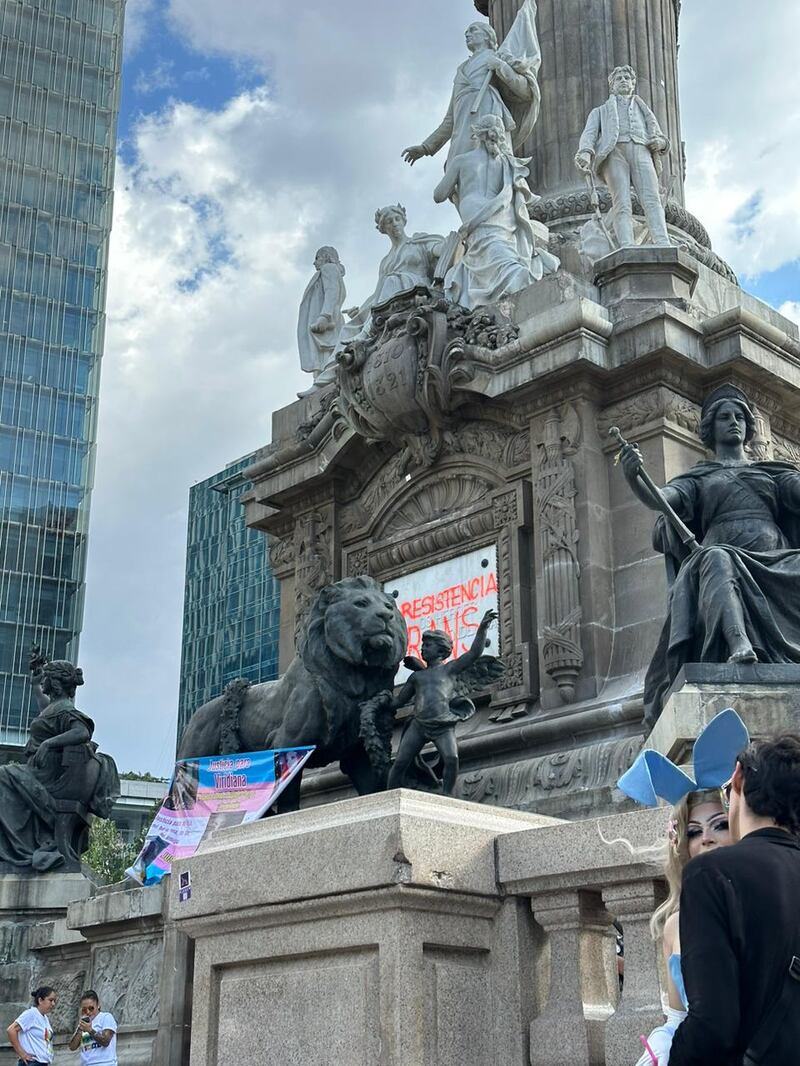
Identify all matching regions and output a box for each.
[78,1,800,776]
[748,261,800,309]
[118,6,262,162]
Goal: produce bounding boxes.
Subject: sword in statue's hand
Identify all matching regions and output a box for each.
[609,426,701,555]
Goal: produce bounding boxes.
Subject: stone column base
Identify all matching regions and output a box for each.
[0,872,94,1064]
[647,663,800,766]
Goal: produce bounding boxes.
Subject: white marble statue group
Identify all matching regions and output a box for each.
[298,1,672,388]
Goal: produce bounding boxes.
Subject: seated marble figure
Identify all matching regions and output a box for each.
[619,385,800,726]
[336,204,443,349]
[434,114,558,309]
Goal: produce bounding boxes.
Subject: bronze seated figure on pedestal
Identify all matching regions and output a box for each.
[615,384,800,727]
[0,654,119,873]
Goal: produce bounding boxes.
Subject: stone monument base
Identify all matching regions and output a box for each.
[647,663,800,767]
[0,871,94,1064]
[171,791,559,1066]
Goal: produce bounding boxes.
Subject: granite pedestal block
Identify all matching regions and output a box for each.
[647,664,800,767]
[171,790,559,1066]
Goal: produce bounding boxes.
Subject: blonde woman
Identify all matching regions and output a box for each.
[614,709,747,1066]
[631,790,731,1065]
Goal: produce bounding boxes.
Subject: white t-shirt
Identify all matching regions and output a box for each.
[13,1007,54,1063]
[77,1012,118,1065]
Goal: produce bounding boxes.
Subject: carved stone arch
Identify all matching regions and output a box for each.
[371,459,504,540]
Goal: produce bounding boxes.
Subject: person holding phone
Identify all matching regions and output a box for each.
[67,991,117,1066]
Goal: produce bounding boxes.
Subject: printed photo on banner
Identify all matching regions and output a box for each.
[384,546,498,681]
[126,746,314,886]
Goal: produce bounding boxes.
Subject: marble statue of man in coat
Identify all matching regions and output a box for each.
[575,65,671,248]
[297,246,346,391]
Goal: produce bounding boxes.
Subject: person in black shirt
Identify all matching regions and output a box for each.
[669,732,800,1066]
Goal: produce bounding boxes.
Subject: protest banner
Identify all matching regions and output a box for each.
[126,746,314,886]
[384,546,498,680]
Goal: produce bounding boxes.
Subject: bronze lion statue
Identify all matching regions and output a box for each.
[177,576,407,809]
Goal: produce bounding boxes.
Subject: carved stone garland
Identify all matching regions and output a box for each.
[536,406,584,701]
[293,510,332,635]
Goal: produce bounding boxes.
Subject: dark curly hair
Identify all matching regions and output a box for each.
[42,659,84,696]
[739,733,800,836]
[699,397,756,449]
[31,985,55,1004]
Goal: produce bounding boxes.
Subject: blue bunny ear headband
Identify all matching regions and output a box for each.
[618,708,750,807]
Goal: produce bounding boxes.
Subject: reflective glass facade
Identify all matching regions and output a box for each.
[0,0,125,743]
[177,454,281,747]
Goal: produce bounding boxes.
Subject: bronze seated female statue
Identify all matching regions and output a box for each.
[618,384,800,726]
[0,656,119,873]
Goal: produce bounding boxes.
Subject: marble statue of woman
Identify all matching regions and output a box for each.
[434,114,558,308]
[297,246,346,392]
[336,205,443,349]
[619,385,800,726]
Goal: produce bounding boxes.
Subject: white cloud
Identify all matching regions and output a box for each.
[680,1,800,276]
[122,0,157,56]
[79,1,800,773]
[133,58,177,96]
[780,302,800,326]
[80,5,469,771]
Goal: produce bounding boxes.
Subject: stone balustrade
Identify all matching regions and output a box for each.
[1,798,680,1066]
[498,806,668,1066]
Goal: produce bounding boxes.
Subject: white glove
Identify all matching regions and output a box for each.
[634,1009,687,1066]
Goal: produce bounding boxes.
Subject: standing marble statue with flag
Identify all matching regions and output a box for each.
[402,0,542,191]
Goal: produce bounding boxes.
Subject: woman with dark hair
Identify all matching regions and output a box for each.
[162,759,200,812]
[0,658,119,871]
[6,986,56,1064]
[620,384,800,724]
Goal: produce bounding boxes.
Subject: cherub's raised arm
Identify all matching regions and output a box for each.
[451,609,498,673]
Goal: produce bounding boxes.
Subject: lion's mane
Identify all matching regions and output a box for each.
[297,576,407,754]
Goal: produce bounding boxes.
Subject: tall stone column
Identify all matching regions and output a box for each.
[476,0,722,255]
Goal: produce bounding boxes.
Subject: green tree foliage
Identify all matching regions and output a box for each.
[119,770,166,783]
[83,817,151,885]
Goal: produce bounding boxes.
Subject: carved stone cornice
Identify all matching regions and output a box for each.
[534,192,708,246]
[773,433,800,466]
[343,421,529,538]
[771,411,800,447]
[369,510,496,577]
[596,386,701,442]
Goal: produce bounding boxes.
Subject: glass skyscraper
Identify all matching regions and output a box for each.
[0,0,125,744]
[177,454,281,747]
